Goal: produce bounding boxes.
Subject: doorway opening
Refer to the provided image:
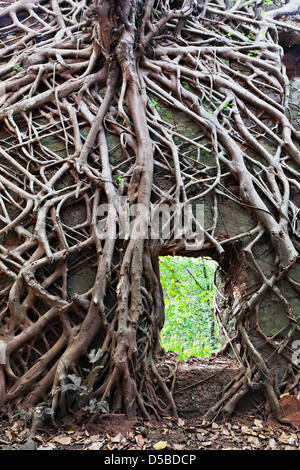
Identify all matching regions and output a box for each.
[159,256,221,361]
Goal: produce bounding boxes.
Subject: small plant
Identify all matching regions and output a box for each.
[13,403,54,427]
[12,408,32,426]
[82,398,110,414]
[224,100,233,111]
[117,174,124,188]
[13,64,25,73]
[63,348,110,415]
[64,372,109,414]
[248,50,259,56]
[151,98,160,110]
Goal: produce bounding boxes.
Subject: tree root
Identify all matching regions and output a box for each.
[0,0,299,424]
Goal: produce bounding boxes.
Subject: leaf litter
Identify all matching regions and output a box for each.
[1,356,300,451]
[1,399,300,451]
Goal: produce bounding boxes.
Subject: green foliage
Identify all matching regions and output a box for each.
[159,256,219,360]
[13,64,25,73]
[151,98,160,109]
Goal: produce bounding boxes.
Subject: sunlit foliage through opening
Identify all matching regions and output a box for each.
[159,257,220,360]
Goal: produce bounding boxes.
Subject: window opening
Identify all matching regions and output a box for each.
[159,256,220,360]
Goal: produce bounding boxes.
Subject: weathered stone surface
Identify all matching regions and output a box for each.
[279,20,300,48]
[158,354,241,416]
[175,359,240,416]
[67,266,96,296]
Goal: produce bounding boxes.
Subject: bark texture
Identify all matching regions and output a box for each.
[0,0,300,423]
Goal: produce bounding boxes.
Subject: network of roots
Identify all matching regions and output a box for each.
[0,0,300,422]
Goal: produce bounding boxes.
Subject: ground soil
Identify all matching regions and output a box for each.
[0,2,299,455]
[1,353,300,451]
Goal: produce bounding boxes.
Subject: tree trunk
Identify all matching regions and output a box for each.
[0,0,300,424]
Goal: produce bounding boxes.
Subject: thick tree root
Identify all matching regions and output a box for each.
[0,0,299,423]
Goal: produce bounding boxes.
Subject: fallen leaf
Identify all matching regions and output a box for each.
[5,430,13,442]
[200,441,213,447]
[172,443,185,450]
[11,423,20,433]
[110,433,123,443]
[185,426,197,432]
[135,434,145,448]
[288,437,296,446]
[221,427,230,436]
[133,426,148,437]
[37,444,56,451]
[65,428,75,435]
[82,438,92,445]
[153,441,168,450]
[211,422,220,430]
[278,432,289,444]
[268,438,278,450]
[248,436,260,447]
[53,436,72,445]
[241,425,250,434]
[241,425,257,436]
[86,442,103,450]
[89,434,101,442]
[254,419,263,428]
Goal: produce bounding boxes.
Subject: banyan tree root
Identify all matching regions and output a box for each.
[0,0,300,423]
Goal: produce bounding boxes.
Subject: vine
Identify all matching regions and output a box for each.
[0,0,299,424]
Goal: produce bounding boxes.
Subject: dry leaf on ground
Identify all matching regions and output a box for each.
[153,441,168,450]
